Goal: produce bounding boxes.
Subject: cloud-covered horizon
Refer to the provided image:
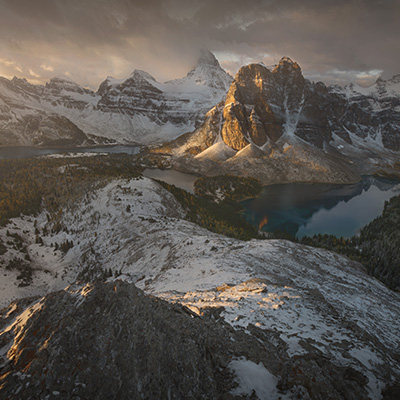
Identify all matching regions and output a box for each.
[0,0,398,89]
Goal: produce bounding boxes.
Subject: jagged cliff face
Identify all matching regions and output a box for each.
[221,58,306,150]
[183,57,400,153]
[0,51,232,146]
[162,57,400,184]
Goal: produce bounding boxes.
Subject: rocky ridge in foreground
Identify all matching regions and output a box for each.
[0,177,399,399]
[1,279,390,400]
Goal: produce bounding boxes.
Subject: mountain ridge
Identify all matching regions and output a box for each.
[0,50,232,147]
[153,56,400,184]
[1,175,399,399]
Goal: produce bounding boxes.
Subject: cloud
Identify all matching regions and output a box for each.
[40,64,54,72]
[0,57,23,78]
[0,0,398,88]
[0,58,15,67]
[28,68,40,78]
[306,68,384,87]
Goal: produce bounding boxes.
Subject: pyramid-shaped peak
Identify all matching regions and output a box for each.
[129,69,156,82]
[196,49,221,68]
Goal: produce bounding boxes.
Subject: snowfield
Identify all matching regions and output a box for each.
[1,177,399,398]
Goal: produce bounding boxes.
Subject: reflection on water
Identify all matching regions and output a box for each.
[0,145,141,159]
[258,216,269,230]
[242,177,400,238]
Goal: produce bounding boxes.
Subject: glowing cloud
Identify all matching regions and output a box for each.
[28,69,40,78]
[40,64,54,72]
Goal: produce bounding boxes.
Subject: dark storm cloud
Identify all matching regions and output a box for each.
[0,0,398,87]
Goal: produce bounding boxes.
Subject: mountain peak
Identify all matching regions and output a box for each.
[129,69,157,82]
[171,49,232,91]
[196,49,221,68]
[279,56,296,64]
[50,75,75,83]
[46,76,88,94]
[11,76,29,84]
[272,57,301,74]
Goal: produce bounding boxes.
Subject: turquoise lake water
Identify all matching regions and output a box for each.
[241,177,400,238]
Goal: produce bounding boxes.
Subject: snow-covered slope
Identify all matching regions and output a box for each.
[1,177,399,398]
[0,51,232,146]
[329,75,400,152]
[334,75,400,101]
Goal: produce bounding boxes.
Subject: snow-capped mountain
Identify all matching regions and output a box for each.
[0,50,232,146]
[159,57,400,184]
[1,177,399,398]
[330,75,400,151]
[333,74,400,101]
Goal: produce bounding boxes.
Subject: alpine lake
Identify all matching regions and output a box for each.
[241,177,400,238]
[144,169,400,239]
[1,146,398,239]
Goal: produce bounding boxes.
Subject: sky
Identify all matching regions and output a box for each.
[0,0,399,89]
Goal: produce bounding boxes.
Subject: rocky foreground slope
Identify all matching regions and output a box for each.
[1,177,399,399]
[0,50,232,146]
[156,57,400,184]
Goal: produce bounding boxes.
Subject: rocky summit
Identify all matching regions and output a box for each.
[159,57,400,184]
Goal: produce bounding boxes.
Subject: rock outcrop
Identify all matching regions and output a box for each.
[176,57,400,153]
[0,282,238,399]
[1,280,397,400]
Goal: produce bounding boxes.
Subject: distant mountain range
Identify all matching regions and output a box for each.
[0,50,232,147]
[1,51,400,183]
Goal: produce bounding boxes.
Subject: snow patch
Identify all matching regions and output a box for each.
[194,141,237,161]
[230,357,286,399]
